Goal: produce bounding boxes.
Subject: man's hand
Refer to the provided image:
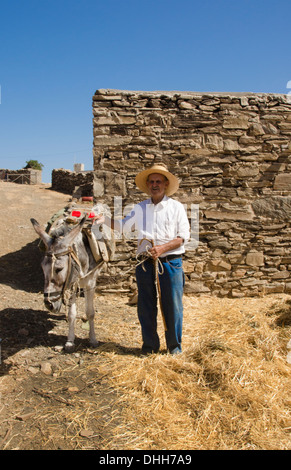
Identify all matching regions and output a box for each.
[149,237,183,260]
[92,214,105,225]
[149,245,165,260]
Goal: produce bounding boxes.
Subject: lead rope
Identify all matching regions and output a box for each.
[137,239,167,332]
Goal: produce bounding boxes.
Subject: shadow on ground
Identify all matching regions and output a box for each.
[0,240,43,293]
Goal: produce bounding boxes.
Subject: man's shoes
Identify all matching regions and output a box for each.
[140,346,182,356]
[169,347,182,355]
[141,346,159,355]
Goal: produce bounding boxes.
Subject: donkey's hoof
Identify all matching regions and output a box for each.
[65,341,75,353]
[89,340,99,349]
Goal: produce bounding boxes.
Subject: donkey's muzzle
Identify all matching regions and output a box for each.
[44,292,62,313]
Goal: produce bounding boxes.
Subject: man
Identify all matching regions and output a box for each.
[95,164,190,355]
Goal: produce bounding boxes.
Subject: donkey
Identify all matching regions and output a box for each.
[31,216,107,352]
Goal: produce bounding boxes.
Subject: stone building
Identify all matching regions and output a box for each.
[91,89,291,297]
[0,168,42,184]
[51,168,93,195]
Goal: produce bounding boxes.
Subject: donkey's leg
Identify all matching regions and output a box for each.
[85,287,98,348]
[65,301,77,352]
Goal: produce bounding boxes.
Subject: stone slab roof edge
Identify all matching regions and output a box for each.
[94,88,288,98]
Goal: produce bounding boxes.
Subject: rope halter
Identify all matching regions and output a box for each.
[44,246,82,306]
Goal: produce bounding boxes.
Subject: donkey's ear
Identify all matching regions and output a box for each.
[31,218,53,250]
[61,216,87,246]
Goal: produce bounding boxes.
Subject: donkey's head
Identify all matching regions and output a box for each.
[31,218,86,313]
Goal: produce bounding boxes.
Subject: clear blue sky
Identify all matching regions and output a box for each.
[0,0,290,183]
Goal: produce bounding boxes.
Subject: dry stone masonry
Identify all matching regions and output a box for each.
[0,169,42,184]
[51,168,94,196]
[92,89,291,297]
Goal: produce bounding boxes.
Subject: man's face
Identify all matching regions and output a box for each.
[146,173,169,201]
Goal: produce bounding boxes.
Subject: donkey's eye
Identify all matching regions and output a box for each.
[55,267,64,274]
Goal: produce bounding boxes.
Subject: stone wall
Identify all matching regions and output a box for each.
[92,89,291,297]
[51,168,93,195]
[0,168,42,184]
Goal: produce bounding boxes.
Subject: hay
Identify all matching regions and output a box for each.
[1,294,290,450]
[93,294,291,450]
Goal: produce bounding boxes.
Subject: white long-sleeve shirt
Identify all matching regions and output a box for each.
[120,196,190,257]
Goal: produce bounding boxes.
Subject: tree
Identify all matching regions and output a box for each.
[24,160,44,171]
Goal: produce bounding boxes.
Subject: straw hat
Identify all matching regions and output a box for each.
[135,164,179,196]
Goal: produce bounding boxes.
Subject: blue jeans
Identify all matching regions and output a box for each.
[136,257,185,354]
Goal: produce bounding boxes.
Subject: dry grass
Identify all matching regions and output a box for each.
[92,294,291,450]
[1,294,291,450]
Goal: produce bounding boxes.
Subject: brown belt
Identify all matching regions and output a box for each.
[160,254,182,262]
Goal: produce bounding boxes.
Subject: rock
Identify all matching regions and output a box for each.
[80,429,95,438]
[263,283,285,294]
[208,239,232,251]
[249,123,265,136]
[206,259,232,272]
[205,209,254,221]
[222,117,249,129]
[40,362,53,376]
[184,282,210,294]
[274,174,291,191]
[252,197,291,220]
[93,135,132,146]
[94,114,136,125]
[231,289,245,298]
[205,134,224,150]
[245,251,264,267]
[272,270,290,279]
[68,386,79,393]
[237,166,259,178]
[224,139,240,152]
[178,100,196,110]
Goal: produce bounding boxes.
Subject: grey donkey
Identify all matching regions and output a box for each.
[31,216,108,352]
